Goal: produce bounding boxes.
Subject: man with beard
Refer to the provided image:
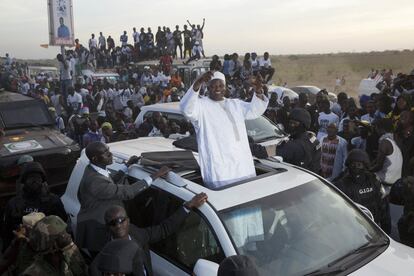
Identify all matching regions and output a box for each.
[275,108,321,173]
[334,149,383,224]
[180,71,268,188]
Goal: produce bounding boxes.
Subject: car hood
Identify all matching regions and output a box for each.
[350,239,414,275]
[0,127,75,158]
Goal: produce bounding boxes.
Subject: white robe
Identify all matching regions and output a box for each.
[180,86,269,188]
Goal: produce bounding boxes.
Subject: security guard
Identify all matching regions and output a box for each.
[276,108,321,173]
[22,215,88,276]
[334,149,383,224]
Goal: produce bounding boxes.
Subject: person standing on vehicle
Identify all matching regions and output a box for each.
[76,142,170,254]
[182,25,192,59]
[173,25,183,59]
[180,71,268,188]
[57,53,72,101]
[98,32,106,51]
[276,108,321,173]
[120,30,128,47]
[334,149,383,224]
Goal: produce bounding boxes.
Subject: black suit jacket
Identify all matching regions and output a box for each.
[90,207,189,276]
[76,165,148,251]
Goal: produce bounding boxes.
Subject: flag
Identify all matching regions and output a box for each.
[40,44,49,49]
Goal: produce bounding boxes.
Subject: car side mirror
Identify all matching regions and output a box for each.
[276,123,285,132]
[193,259,219,276]
[355,203,374,221]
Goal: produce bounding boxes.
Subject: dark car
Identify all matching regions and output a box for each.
[0,91,80,208]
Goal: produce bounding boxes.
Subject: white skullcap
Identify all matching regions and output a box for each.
[210,71,226,85]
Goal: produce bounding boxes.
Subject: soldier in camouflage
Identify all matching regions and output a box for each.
[21,215,88,276]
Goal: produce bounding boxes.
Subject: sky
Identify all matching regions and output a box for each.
[1,0,414,59]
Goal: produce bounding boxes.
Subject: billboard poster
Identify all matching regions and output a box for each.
[48,0,75,46]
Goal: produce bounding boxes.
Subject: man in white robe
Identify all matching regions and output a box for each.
[180,71,268,188]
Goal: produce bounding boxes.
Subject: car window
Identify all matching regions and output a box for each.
[124,185,224,272]
[143,110,285,142]
[0,100,53,129]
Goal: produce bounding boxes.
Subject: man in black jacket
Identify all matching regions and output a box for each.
[91,193,207,276]
[334,149,384,224]
[276,108,321,173]
[2,162,67,251]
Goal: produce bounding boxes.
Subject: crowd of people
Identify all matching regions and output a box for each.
[2,45,414,274]
[66,19,207,73]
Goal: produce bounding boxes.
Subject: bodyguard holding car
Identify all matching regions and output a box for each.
[76,141,170,255]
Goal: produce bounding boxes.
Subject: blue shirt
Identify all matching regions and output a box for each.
[57,25,70,38]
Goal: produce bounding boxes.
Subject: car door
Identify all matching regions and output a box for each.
[123,176,229,275]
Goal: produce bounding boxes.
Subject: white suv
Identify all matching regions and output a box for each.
[62,137,414,276]
[134,102,288,147]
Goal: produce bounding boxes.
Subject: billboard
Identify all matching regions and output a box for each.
[48,0,75,46]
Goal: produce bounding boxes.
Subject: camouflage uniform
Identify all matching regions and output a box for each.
[21,215,88,276]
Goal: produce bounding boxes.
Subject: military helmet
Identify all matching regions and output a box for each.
[289,108,311,129]
[29,215,67,254]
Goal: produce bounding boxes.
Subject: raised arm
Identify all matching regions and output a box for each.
[201,18,205,30]
[180,71,213,123]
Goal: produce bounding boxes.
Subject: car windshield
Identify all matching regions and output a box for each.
[219,179,386,276]
[245,116,286,142]
[0,100,53,129]
[306,86,321,94]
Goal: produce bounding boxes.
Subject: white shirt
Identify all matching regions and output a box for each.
[98,35,106,47]
[67,92,83,112]
[51,94,63,116]
[361,113,375,124]
[89,38,98,49]
[259,57,271,68]
[180,85,269,188]
[317,112,339,141]
[133,31,140,43]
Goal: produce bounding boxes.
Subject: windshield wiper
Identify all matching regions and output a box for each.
[6,122,49,128]
[304,239,389,276]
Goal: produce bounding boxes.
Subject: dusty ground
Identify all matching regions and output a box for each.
[270,50,414,98]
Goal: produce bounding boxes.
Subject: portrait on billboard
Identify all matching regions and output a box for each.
[48,0,74,46]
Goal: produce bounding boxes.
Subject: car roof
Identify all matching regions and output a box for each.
[108,137,318,211]
[291,85,320,89]
[141,102,181,113]
[0,91,34,102]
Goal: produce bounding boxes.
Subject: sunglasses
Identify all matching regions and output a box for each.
[106,217,128,227]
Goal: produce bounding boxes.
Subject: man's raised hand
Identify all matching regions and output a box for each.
[193,71,214,91]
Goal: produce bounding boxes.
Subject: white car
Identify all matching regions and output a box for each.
[134,102,287,147]
[266,85,299,103]
[62,137,414,276]
[290,85,338,104]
